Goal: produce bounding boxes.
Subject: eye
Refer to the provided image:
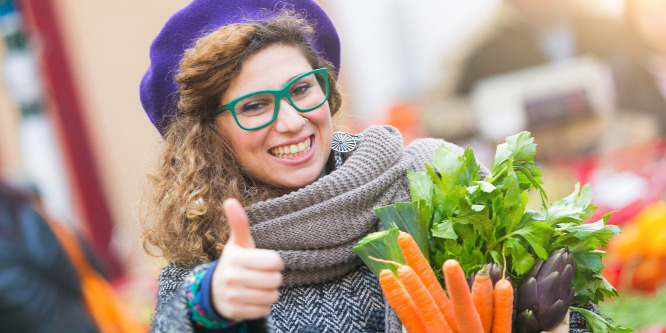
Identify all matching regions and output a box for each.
[241,102,266,113]
[290,82,312,98]
[237,98,272,116]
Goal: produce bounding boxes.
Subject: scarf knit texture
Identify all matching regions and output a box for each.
[151,125,596,333]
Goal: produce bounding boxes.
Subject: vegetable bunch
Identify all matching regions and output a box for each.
[354,131,629,332]
[378,231,513,333]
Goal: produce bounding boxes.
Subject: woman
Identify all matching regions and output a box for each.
[139,1,594,332]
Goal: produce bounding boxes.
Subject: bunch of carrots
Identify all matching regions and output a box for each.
[377,231,514,333]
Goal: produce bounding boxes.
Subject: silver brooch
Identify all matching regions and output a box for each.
[331,131,363,153]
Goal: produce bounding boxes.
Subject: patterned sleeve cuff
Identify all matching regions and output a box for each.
[197,260,231,322]
[187,264,237,330]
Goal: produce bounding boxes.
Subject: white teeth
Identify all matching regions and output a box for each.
[270,137,312,158]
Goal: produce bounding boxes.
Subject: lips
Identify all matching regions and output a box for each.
[269,136,312,159]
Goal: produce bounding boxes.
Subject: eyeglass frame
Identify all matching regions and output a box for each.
[211,68,330,131]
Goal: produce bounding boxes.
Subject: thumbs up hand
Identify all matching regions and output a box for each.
[211,198,284,321]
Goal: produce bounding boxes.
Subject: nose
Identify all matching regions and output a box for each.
[274,98,306,133]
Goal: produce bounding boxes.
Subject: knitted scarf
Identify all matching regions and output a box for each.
[246,125,460,286]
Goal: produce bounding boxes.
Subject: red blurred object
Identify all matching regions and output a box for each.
[629,258,666,292]
[602,259,622,289]
[17,0,121,278]
[378,101,425,145]
[551,136,666,225]
[634,326,666,333]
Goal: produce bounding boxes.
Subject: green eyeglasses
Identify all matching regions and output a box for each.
[212,68,330,131]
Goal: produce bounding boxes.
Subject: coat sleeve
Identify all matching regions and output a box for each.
[568,302,600,333]
[152,262,198,333]
[152,262,273,333]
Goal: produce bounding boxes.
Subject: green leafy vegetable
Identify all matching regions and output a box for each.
[353,228,405,276]
[571,307,634,333]
[374,201,430,260]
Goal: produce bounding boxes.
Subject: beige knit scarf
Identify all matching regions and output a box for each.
[246,125,460,286]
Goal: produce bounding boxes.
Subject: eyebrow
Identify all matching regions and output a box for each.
[224,69,315,103]
[282,70,313,86]
[258,70,311,91]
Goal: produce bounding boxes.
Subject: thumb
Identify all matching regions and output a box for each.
[223,198,255,248]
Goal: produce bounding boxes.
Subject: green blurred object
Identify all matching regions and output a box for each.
[598,287,666,330]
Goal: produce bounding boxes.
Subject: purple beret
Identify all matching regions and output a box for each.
[139,0,341,136]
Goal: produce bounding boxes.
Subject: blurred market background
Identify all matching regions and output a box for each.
[1,0,665,331]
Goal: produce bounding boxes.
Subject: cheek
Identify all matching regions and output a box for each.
[312,106,333,153]
[216,117,265,161]
[228,133,266,161]
[311,104,333,129]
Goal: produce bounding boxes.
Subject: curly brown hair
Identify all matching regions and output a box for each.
[142,11,345,267]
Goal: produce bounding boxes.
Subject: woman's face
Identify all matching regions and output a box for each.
[215,44,333,189]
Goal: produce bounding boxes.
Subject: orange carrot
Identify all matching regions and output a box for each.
[397,265,452,333]
[471,270,494,333]
[491,279,514,333]
[398,231,459,333]
[443,259,484,333]
[379,269,428,333]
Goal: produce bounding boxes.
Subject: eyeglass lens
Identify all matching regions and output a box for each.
[232,72,327,129]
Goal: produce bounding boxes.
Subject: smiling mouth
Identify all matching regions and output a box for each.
[269,136,312,159]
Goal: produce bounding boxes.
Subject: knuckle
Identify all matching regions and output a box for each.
[269,272,283,288]
[258,306,271,317]
[269,252,285,270]
[268,290,280,304]
[216,264,233,279]
[225,272,243,286]
[250,306,270,319]
[225,251,246,266]
[217,267,242,287]
[225,289,243,304]
[225,308,241,319]
[262,305,273,315]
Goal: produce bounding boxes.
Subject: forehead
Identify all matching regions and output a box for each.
[224,45,314,99]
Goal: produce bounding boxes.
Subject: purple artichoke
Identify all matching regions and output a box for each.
[468,263,517,323]
[515,248,576,333]
[468,263,509,290]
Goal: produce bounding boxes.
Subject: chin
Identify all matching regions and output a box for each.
[282,178,316,190]
[275,172,320,190]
